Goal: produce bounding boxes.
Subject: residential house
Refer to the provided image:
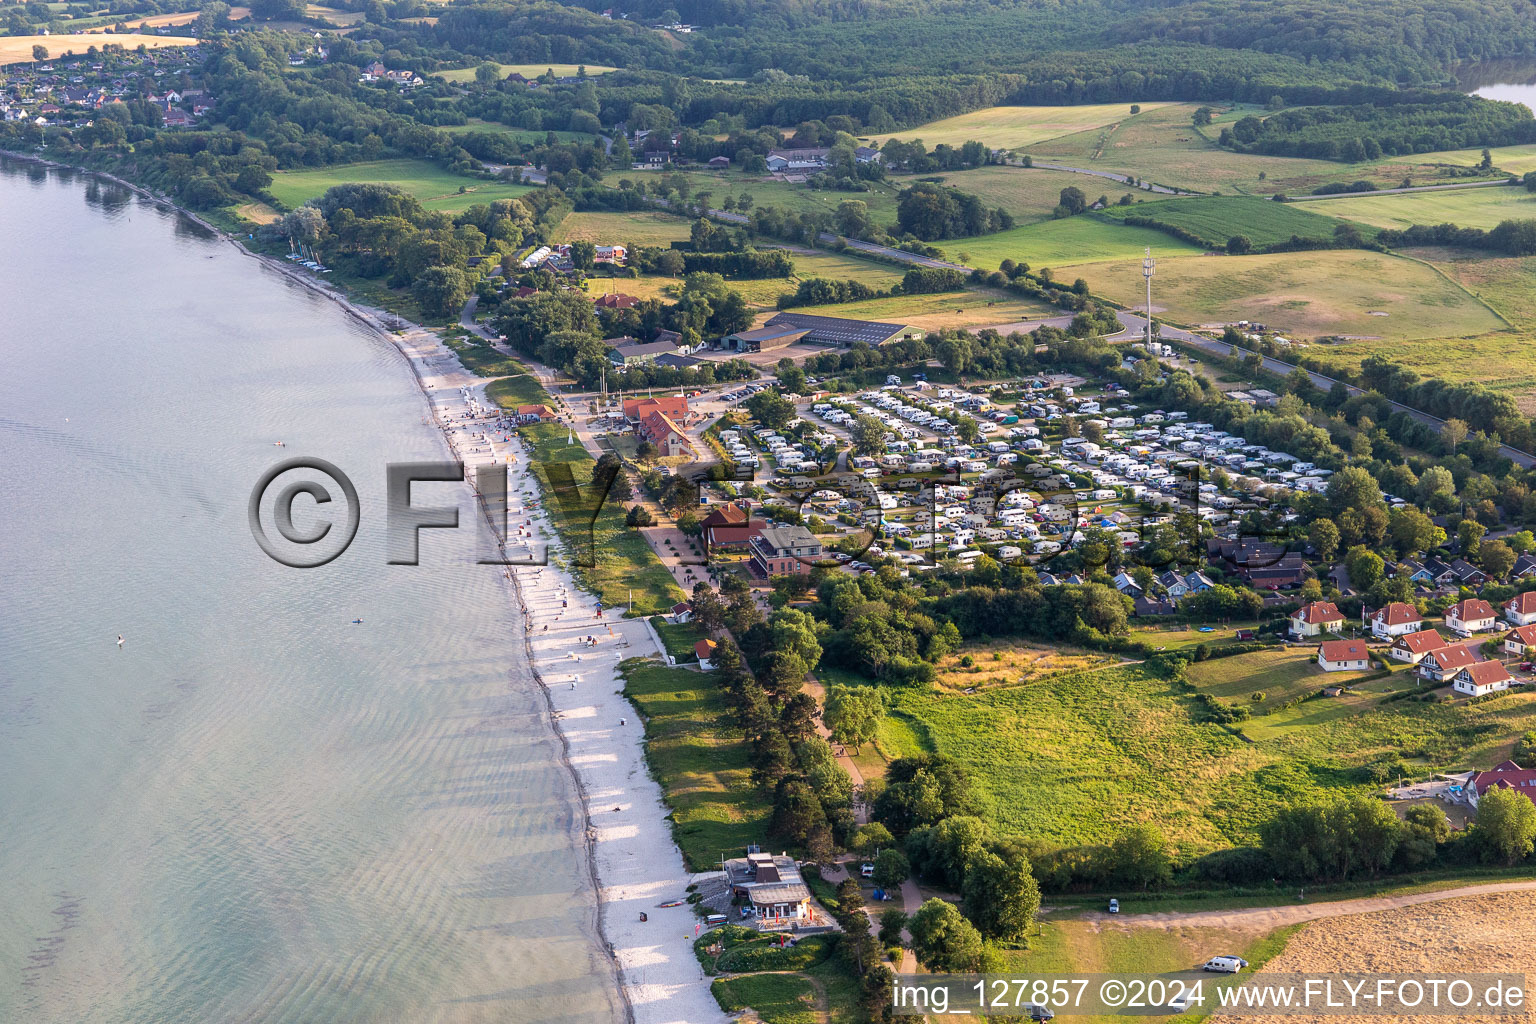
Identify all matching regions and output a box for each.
[1418,643,1479,683]
[1446,598,1497,636]
[1452,661,1512,698]
[623,394,689,424]
[1371,602,1423,639]
[748,525,823,577]
[592,292,639,309]
[594,244,627,265]
[1420,557,1457,586]
[1111,571,1143,599]
[639,410,692,457]
[765,147,830,172]
[1503,623,1536,658]
[1449,559,1489,587]
[724,849,813,924]
[1505,591,1536,627]
[1390,629,1449,664]
[1468,760,1536,808]
[1511,554,1536,579]
[1290,601,1345,637]
[668,602,692,624]
[1317,639,1370,672]
[694,638,718,671]
[702,502,766,550]
[514,403,556,423]
[707,155,731,168]
[853,145,882,163]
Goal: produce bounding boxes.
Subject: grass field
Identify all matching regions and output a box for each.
[924,165,1172,225]
[306,4,362,25]
[938,215,1203,271]
[932,640,1119,692]
[621,661,768,871]
[779,287,1057,331]
[1023,102,1483,198]
[864,103,1174,151]
[482,368,683,614]
[435,62,617,82]
[2,32,197,63]
[1185,648,1373,709]
[267,159,534,211]
[438,120,596,144]
[1098,195,1351,247]
[551,210,695,246]
[82,9,199,29]
[586,274,794,309]
[1296,184,1536,230]
[607,167,907,223]
[1385,143,1536,175]
[1061,249,1504,340]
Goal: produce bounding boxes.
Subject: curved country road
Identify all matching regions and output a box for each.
[1085,879,1536,931]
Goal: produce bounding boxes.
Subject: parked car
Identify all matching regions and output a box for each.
[1024,1002,1055,1022]
[860,863,875,878]
[1108,898,1119,914]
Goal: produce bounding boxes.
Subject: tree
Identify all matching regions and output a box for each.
[825,684,885,752]
[1475,787,1536,865]
[851,413,888,455]
[1226,234,1253,254]
[962,850,1041,940]
[412,266,471,319]
[874,755,973,835]
[1388,506,1441,558]
[32,44,48,61]
[1308,519,1340,563]
[474,62,500,86]
[1058,186,1087,215]
[1458,518,1487,560]
[877,908,908,946]
[872,847,911,889]
[1442,417,1469,455]
[1344,545,1385,592]
[1193,107,1214,126]
[1110,824,1173,890]
[625,504,654,527]
[909,899,984,972]
[856,822,895,856]
[1481,538,1516,578]
[744,389,794,429]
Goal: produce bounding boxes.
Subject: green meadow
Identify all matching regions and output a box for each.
[267,159,535,212]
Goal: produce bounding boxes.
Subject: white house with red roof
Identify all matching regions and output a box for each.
[1390,628,1449,664]
[1290,601,1345,637]
[694,638,717,671]
[1505,623,1536,657]
[1469,760,1536,808]
[1418,642,1480,683]
[1317,639,1370,672]
[1505,591,1536,627]
[1452,661,1513,698]
[1446,597,1498,636]
[1370,602,1422,638]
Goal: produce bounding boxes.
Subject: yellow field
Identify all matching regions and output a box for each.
[769,287,1057,332]
[864,102,1174,151]
[435,62,617,82]
[1065,250,1504,341]
[234,200,282,225]
[306,4,362,25]
[1,32,198,63]
[84,10,198,29]
[551,210,692,246]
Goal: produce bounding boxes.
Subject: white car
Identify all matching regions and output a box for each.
[1108,898,1119,914]
[860,863,875,878]
[1203,956,1245,974]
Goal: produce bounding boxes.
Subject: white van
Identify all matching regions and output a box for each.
[1203,956,1244,974]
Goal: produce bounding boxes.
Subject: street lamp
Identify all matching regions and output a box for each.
[1142,246,1155,349]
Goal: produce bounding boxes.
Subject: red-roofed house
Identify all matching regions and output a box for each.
[1290,601,1345,637]
[640,410,693,457]
[593,292,640,309]
[702,502,766,551]
[1317,639,1370,672]
[1505,591,1536,627]
[1504,623,1536,657]
[695,638,718,671]
[1418,643,1480,683]
[1390,629,1449,664]
[668,602,692,624]
[1446,598,1498,636]
[1469,760,1536,808]
[1452,660,1513,698]
[1370,602,1422,638]
[624,394,689,424]
[516,403,557,422]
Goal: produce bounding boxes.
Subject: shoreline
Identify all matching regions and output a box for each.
[4,151,724,1023]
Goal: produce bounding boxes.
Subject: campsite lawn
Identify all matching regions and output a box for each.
[622,661,769,872]
[266,159,534,211]
[434,62,617,82]
[1295,184,1536,231]
[863,103,1175,151]
[938,215,1203,271]
[1097,195,1351,248]
[1060,249,1504,340]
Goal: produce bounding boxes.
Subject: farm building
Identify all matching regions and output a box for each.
[762,311,921,348]
[723,325,810,353]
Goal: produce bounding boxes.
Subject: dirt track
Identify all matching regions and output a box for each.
[1097,880,1536,932]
